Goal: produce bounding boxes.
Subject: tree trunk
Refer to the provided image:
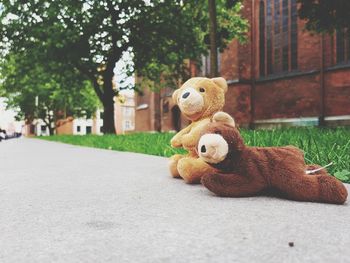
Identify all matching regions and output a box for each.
[153,91,161,132]
[102,65,116,134]
[48,126,55,136]
[103,99,116,134]
[43,117,55,136]
[208,0,218,77]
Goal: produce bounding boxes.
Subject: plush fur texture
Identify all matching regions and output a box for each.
[197,114,348,204]
[169,77,228,183]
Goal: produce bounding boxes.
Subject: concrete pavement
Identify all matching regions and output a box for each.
[0,138,349,263]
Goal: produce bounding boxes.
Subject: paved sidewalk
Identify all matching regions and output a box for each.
[0,138,349,263]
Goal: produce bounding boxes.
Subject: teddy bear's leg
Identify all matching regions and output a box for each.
[201,173,266,197]
[275,173,348,204]
[177,157,215,184]
[169,154,184,178]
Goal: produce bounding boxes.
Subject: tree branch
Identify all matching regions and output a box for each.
[105,0,127,64]
[106,0,120,56]
[73,62,104,102]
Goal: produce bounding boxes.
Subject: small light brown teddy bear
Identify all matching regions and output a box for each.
[169,77,228,183]
[197,112,348,204]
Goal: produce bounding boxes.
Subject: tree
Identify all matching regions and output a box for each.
[132,0,248,90]
[2,1,220,133]
[298,0,350,33]
[208,0,218,77]
[0,53,100,135]
[0,1,248,134]
[134,0,248,131]
[0,1,142,133]
[131,0,247,131]
[206,0,248,77]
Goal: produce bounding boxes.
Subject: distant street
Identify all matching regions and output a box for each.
[1,138,350,263]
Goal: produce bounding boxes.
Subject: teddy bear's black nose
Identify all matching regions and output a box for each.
[182,92,190,99]
[201,145,206,153]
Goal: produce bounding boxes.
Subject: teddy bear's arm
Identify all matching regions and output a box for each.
[180,119,210,149]
[180,132,198,149]
[170,124,193,148]
[201,173,266,197]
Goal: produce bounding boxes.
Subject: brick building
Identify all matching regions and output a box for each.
[135,0,350,131]
[55,93,136,136]
[134,76,188,132]
[114,92,135,134]
[55,109,104,135]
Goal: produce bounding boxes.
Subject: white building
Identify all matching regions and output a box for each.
[72,109,104,135]
[56,109,104,135]
[0,98,24,135]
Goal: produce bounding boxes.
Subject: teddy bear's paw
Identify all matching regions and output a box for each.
[201,174,223,195]
[169,154,183,178]
[201,174,214,187]
[183,175,201,184]
[316,175,348,204]
[170,137,182,148]
[177,158,202,184]
[212,112,235,127]
[169,160,181,178]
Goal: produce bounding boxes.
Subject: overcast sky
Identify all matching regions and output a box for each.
[113,51,135,96]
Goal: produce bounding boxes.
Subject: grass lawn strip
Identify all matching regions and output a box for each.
[38,127,350,183]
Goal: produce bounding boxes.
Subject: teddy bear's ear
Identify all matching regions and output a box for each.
[172,89,180,104]
[212,112,235,127]
[211,77,228,93]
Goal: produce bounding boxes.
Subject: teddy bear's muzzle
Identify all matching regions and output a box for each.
[179,87,204,115]
[198,134,229,164]
[199,144,217,158]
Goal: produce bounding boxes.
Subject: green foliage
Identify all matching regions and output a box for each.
[0,52,100,131]
[207,0,248,48]
[298,0,350,33]
[38,127,350,183]
[334,170,350,182]
[0,0,248,90]
[134,0,249,91]
[0,0,248,132]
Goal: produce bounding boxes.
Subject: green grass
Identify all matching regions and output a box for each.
[39,132,186,157]
[38,127,350,183]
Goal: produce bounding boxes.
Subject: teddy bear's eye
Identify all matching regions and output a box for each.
[199,87,205,93]
[214,130,221,135]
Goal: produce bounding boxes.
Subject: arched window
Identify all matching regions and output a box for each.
[266,0,273,75]
[282,0,289,71]
[274,0,281,73]
[291,0,298,70]
[335,28,350,64]
[336,29,345,64]
[259,0,298,77]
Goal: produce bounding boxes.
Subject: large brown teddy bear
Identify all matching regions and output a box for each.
[197,112,348,204]
[169,77,228,183]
